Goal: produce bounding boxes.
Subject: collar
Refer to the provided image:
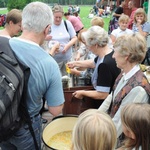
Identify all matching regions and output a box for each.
[122,64,140,81]
[118,27,127,33]
[12,37,40,47]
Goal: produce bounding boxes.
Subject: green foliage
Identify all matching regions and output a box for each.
[7,0,33,10]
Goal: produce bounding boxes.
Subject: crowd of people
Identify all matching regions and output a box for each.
[0,0,150,150]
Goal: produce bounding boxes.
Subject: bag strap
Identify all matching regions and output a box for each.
[19,66,39,150]
[64,20,69,33]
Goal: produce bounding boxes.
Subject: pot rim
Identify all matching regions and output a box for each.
[42,115,78,149]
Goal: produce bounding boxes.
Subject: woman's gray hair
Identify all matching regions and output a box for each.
[22,2,53,33]
[114,33,147,63]
[83,26,109,48]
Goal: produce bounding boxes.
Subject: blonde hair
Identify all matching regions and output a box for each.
[118,14,129,23]
[83,26,109,47]
[114,33,146,63]
[121,103,150,150]
[134,8,147,24]
[91,16,104,28]
[52,5,64,13]
[6,9,22,24]
[77,28,87,43]
[72,109,117,150]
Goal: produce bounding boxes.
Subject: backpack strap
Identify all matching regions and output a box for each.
[64,20,69,32]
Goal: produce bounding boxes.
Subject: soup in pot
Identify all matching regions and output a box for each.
[47,130,72,150]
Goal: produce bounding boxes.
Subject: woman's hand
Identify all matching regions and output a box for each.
[73,90,84,99]
[67,61,75,69]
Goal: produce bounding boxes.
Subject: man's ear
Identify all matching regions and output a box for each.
[44,24,51,36]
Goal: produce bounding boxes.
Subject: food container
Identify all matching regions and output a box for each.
[42,115,78,150]
[63,86,103,115]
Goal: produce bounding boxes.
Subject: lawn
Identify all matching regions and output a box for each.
[0,6,111,31]
[63,5,111,31]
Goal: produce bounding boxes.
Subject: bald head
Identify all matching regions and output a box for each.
[128,0,136,9]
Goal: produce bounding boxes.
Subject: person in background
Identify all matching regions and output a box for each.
[132,8,150,37]
[127,0,137,30]
[64,12,84,36]
[143,0,149,14]
[0,9,22,38]
[67,26,120,108]
[108,0,126,34]
[110,14,133,44]
[99,33,150,148]
[118,103,150,150]
[0,2,65,149]
[71,109,117,150]
[50,5,77,76]
[73,11,81,21]
[113,0,126,20]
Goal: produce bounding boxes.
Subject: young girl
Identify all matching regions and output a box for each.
[132,8,150,37]
[119,103,150,150]
[72,109,117,150]
[110,14,133,44]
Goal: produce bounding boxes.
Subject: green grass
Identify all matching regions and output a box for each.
[0,6,111,31]
[63,5,111,31]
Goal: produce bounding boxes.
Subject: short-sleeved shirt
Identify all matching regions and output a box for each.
[111,27,133,39]
[50,20,76,63]
[92,51,120,93]
[68,15,84,32]
[115,6,123,20]
[9,38,65,117]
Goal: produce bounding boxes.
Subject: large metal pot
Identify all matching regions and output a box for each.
[42,115,78,150]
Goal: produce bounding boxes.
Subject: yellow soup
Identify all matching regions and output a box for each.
[47,130,72,150]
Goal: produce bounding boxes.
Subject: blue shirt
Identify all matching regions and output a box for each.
[9,38,65,117]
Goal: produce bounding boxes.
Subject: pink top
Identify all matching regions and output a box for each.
[128,8,137,29]
[68,15,84,32]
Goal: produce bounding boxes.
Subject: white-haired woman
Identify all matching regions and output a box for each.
[67,26,120,108]
[99,33,150,148]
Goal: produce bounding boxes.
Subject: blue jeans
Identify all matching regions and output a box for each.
[0,115,42,150]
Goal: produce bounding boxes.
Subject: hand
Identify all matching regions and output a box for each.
[70,68,81,76]
[137,19,142,26]
[62,45,68,54]
[67,61,75,69]
[72,90,84,99]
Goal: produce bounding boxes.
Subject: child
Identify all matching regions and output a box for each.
[71,109,117,150]
[119,103,150,150]
[132,8,150,37]
[110,14,133,44]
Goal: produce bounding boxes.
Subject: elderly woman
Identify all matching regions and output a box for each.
[99,33,150,148]
[67,26,120,108]
[49,5,77,76]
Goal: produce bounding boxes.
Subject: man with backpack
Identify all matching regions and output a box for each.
[0,2,64,150]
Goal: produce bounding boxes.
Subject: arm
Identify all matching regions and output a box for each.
[45,61,65,116]
[48,104,64,116]
[112,86,149,138]
[98,93,112,112]
[67,59,95,69]
[49,42,60,56]
[63,36,77,53]
[73,90,109,100]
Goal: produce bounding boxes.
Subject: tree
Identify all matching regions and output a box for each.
[7,0,32,10]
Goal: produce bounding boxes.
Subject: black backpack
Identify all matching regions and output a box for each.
[0,37,39,149]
